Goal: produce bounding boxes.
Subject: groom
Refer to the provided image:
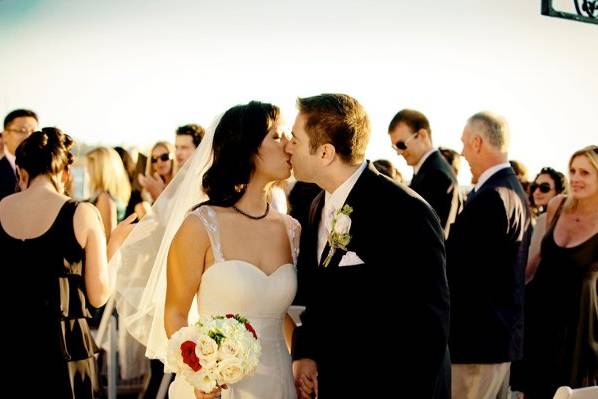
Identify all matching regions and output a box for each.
[286,94,450,398]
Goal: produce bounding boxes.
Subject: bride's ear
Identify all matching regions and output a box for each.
[319,143,336,166]
[17,166,29,190]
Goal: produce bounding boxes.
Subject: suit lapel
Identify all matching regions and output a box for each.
[307,191,327,268]
[319,163,377,269]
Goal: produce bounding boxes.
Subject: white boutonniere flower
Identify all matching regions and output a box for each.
[323,204,353,267]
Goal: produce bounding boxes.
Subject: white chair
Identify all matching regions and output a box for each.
[553,385,598,399]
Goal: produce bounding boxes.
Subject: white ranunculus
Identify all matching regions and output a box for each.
[333,213,352,235]
[216,357,245,384]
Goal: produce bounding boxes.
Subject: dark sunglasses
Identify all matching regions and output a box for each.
[392,131,419,151]
[151,153,172,163]
[530,182,552,193]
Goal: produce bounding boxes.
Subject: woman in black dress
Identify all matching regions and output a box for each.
[521,145,598,398]
[0,128,134,398]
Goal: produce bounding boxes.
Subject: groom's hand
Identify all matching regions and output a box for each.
[293,359,318,398]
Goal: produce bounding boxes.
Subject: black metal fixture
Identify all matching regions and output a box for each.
[542,0,598,25]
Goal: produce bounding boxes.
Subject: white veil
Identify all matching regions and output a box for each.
[110,118,218,364]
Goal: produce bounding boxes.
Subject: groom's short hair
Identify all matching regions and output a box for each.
[297,93,370,165]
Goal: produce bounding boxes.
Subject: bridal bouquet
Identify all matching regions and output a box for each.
[166,314,261,393]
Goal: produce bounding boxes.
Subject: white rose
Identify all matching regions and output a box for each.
[195,335,219,369]
[218,338,241,360]
[185,368,217,393]
[333,213,351,235]
[216,357,245,385]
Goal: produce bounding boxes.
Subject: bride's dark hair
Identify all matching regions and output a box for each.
[200,101,280,208]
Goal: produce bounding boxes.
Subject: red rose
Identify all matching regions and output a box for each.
[244,322,258,340]
[226,314,235,319]
[180,341,202,372]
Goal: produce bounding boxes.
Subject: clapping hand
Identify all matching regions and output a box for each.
[138,172,166,201]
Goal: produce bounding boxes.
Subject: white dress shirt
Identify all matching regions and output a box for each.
[4,151,16,174]
[317,161,367,262]
[474,162,511,192]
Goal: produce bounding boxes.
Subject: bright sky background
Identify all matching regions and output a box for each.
[1,0,597,184]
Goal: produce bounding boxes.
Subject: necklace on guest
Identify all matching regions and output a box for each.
[232,202,270,220]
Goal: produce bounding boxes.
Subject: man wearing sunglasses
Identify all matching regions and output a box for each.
[388,109,462,237]
[1,109,38,201]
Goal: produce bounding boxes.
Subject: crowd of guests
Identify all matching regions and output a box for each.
[0,106,596,398]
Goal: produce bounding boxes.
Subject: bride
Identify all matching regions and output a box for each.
[114,101,299,399]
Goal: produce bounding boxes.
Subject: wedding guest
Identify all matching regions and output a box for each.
[137,141,177,217]
[175,123,204,167]
[288,181,321,228]
[530,167,567,217]
[388,109,462,236]
[447,112,531,399]
[114,146,144,219]
[373,158,403,183]
[0,128,134,398]
[85,147,131,240]
[525,167,568,281]
[510,159,530,195]
[438,146,461,176]
[0,109,38,200]
[519,146,598,398]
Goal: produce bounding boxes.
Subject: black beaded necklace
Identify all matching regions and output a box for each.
[231,202,270,220]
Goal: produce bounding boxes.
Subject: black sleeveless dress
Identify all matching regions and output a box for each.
[520,200,598,398]
[0,200,100,398]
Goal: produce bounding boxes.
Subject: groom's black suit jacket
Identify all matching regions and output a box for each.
[292,163,450,398]
[446,167,531,363]
[0,156,17,201]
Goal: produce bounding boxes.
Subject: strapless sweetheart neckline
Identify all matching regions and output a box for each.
[202,260,294,279]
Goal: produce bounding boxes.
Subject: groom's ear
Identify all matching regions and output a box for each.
[319,143,336,166]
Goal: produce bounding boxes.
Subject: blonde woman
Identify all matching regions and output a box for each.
[521,145,598,398]
[135,141,177,218]
[86,147,131,240]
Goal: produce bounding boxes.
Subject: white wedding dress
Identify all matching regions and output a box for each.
[169,205,299,399]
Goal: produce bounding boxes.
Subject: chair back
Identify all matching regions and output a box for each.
[553,386,598,399]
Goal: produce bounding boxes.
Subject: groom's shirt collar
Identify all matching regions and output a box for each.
[325,161,367,212]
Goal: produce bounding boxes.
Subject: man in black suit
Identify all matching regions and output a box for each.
[1,109,38,201]
[287,94,450,398]
[447,112,531,398]
[388,109,463,237]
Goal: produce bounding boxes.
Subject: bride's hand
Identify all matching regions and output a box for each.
[194,386,222,399]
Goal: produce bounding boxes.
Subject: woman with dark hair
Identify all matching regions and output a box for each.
[530,166,567,217]
[526,167,568,282]
[114,102,299,399]
[0,128,135,398]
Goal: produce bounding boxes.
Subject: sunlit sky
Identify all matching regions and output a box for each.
[1,0,597,183]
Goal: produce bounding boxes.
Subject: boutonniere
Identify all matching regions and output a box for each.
[323,204,353,267]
